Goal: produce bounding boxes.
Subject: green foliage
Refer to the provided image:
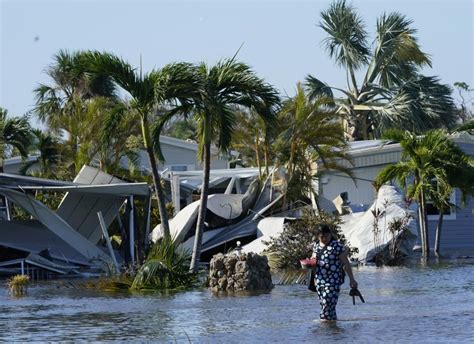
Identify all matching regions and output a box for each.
[263,209,357,270]
[376,129,474,257]
[320,0,369,70]
[11,191,65,220]
[162,117,198,141]
[19,129,65,178]
[155,58,281,160]
[274,84,353,202]
[231,109,277,176]
[308,0,457,140]
[78,237,197,292]
[151,57,281,272]
[131,236,197,290]
[0,108,32,161]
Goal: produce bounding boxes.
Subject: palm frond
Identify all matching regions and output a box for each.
[80,51,140,102]
[0,114,32,157]
[131,236,196,290]
[150,108,183,162]
[365,12,431,88]
[453,119,474,134]
[304,75,335,102]
[320,0,370,70]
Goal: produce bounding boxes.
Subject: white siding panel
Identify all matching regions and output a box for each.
[321,165,383,205]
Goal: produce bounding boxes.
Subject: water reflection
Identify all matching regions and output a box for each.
[0,259,473,342]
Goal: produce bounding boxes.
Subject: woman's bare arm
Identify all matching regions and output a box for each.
[339,251,358,288]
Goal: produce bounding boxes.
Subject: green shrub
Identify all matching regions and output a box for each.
[263,209,357,270]
[131,236,197,291]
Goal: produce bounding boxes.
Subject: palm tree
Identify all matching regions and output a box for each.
[0,108,32,172]
[274,83,353,206]
[376,129,474,258]
[157,58,280,272]
[432,183,452,258]
[80,51,199,238]
[307,0,457,140]
[19,129,62,178]
[0,107,32,218]
[428,134,474,256]
[131,235,196,290]
[34,50,117,173]
[232,109,276,178]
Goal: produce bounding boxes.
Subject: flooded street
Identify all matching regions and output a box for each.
[1,260,473,343]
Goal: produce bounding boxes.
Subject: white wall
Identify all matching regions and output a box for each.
[320,165,383,206]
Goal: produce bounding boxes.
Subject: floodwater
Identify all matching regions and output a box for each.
[1,260,474,343]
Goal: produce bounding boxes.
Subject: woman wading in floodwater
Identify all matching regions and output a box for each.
[312,225,358,321]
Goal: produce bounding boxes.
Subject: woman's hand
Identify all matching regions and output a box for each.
[350,280,358,289]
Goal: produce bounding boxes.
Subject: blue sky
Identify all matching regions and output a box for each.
[1,0,473,125]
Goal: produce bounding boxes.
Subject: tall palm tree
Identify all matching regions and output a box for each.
[274,83,353,205]
[307,0,457,140]
[428,133,474,256]
[376,129,474,258]
[80,51,199,238]
[157,58,280,272]
[0,108,32,172]
[34,50,117,173]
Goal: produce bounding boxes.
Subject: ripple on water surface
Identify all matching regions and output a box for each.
[1,260,474,342]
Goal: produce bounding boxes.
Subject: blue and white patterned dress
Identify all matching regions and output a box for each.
[312,239,345,320]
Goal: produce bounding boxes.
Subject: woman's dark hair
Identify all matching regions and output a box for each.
[319,224,332,234]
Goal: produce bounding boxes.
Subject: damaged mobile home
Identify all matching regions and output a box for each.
[0,166,151,277]
[152,168,286,260]
[153,163,420,264]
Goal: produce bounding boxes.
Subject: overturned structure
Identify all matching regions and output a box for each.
[151,168,285,260]
[239,185,417,264]
[0,166,151,277]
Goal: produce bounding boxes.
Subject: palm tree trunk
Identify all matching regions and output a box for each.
[417,200,426,257]
[419,191,430,258]
[255,138,262,179]
[264,144,270,177]
[348,65,360,98]
[434,212,444,257]
[190,141,211,273]
[141,119,170,238]
[0,159,7,220]
[361,114,369,140]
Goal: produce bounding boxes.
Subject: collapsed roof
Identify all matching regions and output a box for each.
[0,166,150,271]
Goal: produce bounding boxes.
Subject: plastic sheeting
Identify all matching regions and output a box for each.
[338,185,417,262]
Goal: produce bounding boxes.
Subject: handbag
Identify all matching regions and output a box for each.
[308,269,317,292]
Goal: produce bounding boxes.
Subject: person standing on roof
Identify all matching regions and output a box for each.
[311,224,358,321]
